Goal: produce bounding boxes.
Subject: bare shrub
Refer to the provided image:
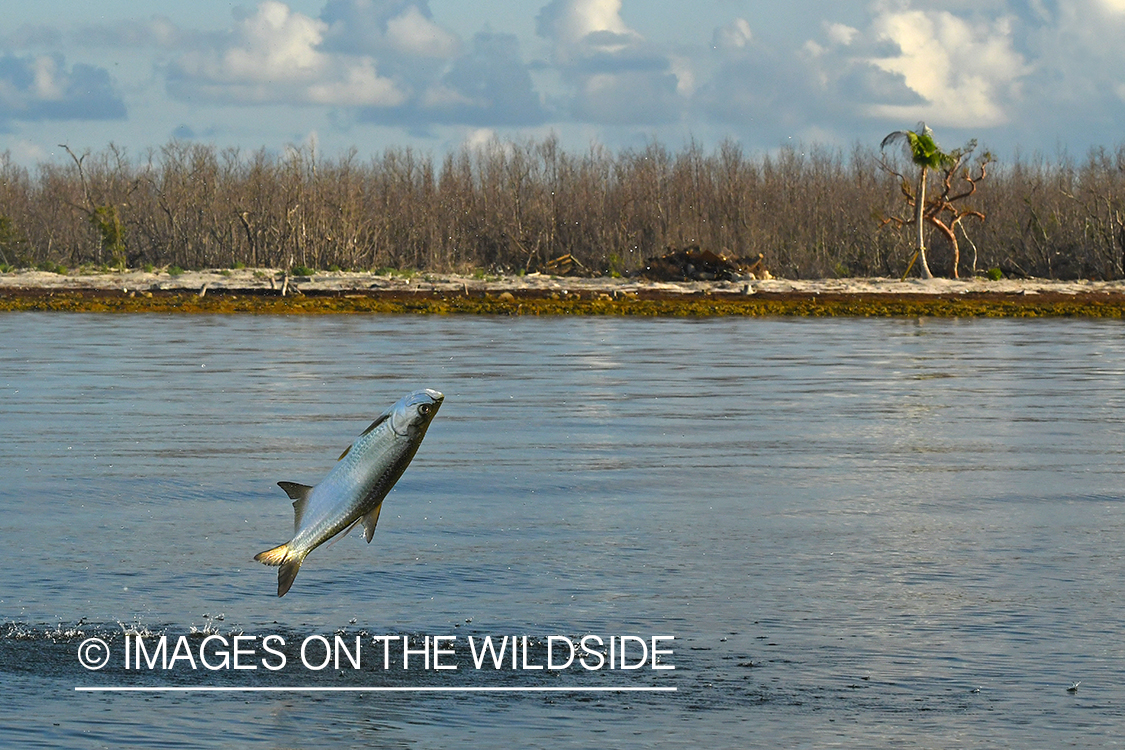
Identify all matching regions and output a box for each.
[1,137,1123,279]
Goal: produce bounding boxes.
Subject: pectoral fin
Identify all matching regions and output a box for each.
[362,502,384,543]
[323,518,361,550]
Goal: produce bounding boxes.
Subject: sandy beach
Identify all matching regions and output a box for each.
[4,268,1125,316]
[4,267,1125,297]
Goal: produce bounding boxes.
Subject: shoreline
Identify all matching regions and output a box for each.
[3,268,1125,316]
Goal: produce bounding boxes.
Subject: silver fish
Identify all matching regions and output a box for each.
[255,389,444,596]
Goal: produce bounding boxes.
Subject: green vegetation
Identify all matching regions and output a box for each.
[881,123,946,279]
[880,124,992,279]
[36,260,68,274]
[289,264,316,277]
[90,204,126,270]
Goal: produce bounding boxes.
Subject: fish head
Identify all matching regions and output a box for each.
[389,388,444,437]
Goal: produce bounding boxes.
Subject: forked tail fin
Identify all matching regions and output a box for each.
[254,543,305,597]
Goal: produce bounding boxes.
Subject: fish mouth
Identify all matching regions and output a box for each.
[421,389,444,420]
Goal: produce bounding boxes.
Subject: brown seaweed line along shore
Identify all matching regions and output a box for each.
[3,285,1125,317]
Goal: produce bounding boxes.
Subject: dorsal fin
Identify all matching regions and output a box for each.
[339,413,390,461]
[277,481,314,531]
[362,502,384,543]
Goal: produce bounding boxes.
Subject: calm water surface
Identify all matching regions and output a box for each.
[1,314,1123,748]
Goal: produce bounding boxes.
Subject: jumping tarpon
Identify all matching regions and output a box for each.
[255,389,444,596]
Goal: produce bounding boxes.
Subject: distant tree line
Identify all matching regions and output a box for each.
[0,135,1123,279]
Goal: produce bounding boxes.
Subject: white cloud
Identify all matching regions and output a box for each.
[536,0,687,124]
[1035,0,1125,71]
[713,18,752,53]
[217,1,324,80]
[538,0,634,45]
[698,25,832,140]
[351,29,545,127]
[1013,0,1125,138]
[668,55,695,96]
[385,5,459,58]
[418,31,545,125]
[163,2,544,126]
[10,0,1124,158]
[536,0,644,64]
[0,53,126,122]
[319,0,462,64]
[789,5,1030,132]
[306,58,406,106]
[462,127,499,151]
[1094,0,1125,13]
[28,55,64,100]
[168,1,403,106]
[863,10,1027,127]
[826,22,857,47]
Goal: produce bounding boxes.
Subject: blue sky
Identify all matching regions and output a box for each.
[1,0,1123,166]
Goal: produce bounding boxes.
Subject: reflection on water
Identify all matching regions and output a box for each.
[1,314,1124,748]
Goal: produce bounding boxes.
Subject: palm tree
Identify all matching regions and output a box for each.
[881,123,948,279]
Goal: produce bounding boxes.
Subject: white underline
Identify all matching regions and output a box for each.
[75,686,675,693]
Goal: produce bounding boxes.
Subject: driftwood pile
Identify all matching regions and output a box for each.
[635,247,769,281]
[539,247,769,281]
[544,253,590,276]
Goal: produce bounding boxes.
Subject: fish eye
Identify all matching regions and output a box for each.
[418,403,431,415]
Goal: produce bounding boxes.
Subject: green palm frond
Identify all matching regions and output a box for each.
[881,122,947,170]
